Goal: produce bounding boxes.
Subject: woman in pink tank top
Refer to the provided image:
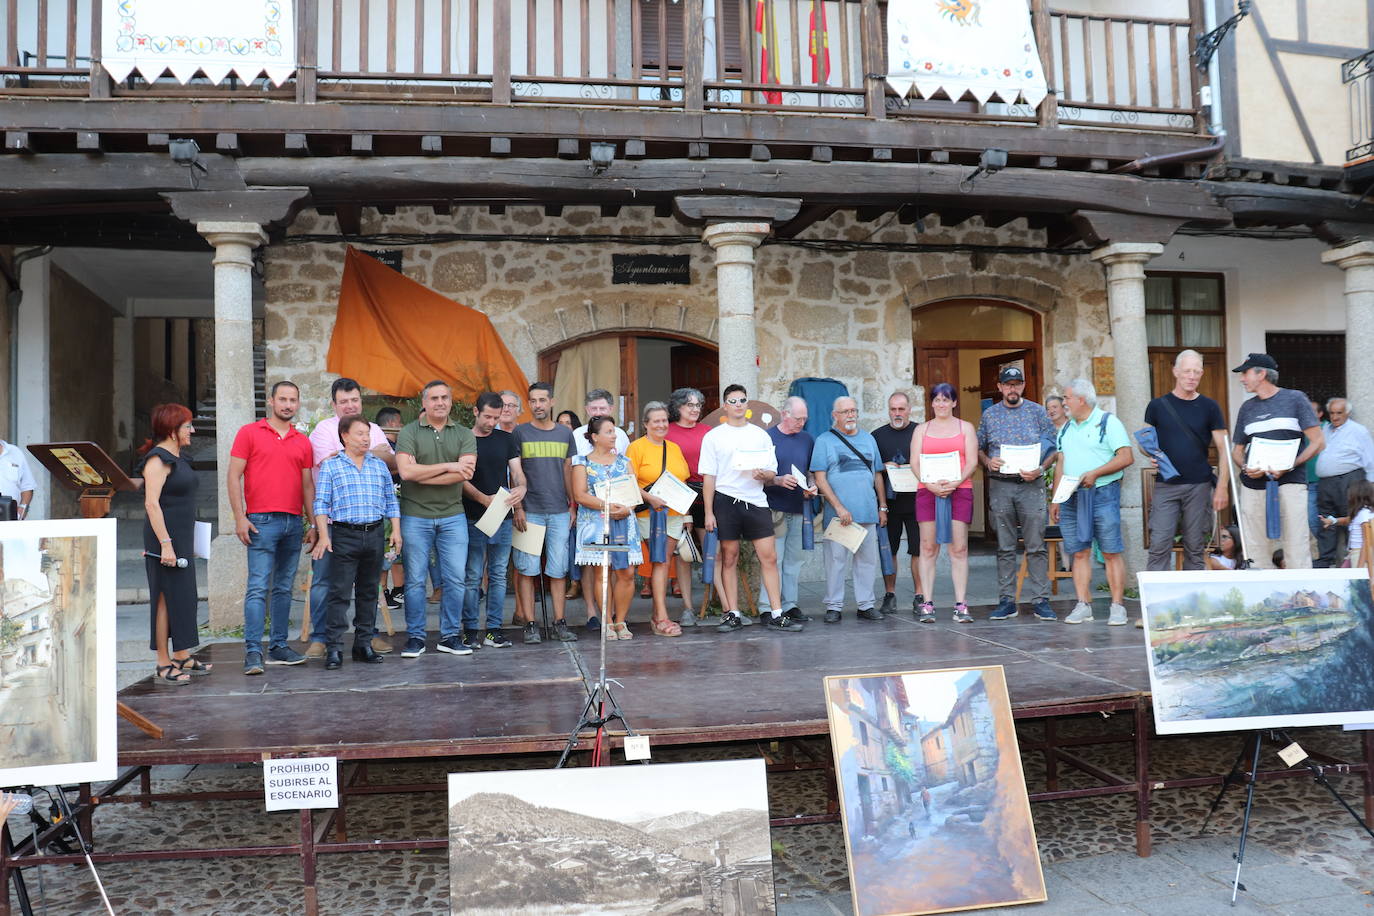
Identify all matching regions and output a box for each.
[910,382,979,623]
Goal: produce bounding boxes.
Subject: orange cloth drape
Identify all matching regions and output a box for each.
[327,247,530,406]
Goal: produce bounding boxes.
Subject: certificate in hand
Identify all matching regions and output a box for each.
[999,444,1041,475]
[510,521,546,556]
[1246,437,1300,473]
[823,518,869,554]
[1051,476,1080,504]
[790,465,813,492]
[475,487,513,537]
[594,475,643,508]
[918,451,962,485]
[730,447,776,471]
[649,471,697,515]
[886,464,919,493]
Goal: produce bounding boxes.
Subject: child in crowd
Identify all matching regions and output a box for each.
[1206,525,1243,570]
[1321,480,1374,568]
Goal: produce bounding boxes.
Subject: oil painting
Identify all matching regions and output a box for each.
[1139,569,1374,734]
[0,518,117,788]
[825,666,1045,916]
[447,759,775,915]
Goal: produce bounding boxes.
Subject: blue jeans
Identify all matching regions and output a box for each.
[1308,480,1321,537]
[760,510,804,610]
[512,511,571,578]
[243,512,303,653]
[401,514,468,640]
[308,539,333,645]
[464,517,512,632]
[1059,480,1124,555]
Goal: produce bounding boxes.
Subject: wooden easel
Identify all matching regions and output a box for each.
[26,441,163,739]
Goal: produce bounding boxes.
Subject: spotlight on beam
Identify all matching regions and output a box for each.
[960,148,1008,192]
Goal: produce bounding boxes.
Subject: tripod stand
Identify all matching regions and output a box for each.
[3,786,115,916]
[1200,729,1374,904]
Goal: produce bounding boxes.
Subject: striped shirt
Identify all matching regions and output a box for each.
[313,451,399,524]
[1233,388,1319,490]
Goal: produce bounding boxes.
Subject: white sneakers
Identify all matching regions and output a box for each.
[1107,603,1129,626]
[1064,603,1094,624]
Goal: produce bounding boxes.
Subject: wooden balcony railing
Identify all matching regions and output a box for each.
[0,0,1203,133]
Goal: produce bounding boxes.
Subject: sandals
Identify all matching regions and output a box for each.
[613,622,633,640]
[604,623,621,641]
[155,664,191,685]
[175,656,212,676]
[651,618,682,637]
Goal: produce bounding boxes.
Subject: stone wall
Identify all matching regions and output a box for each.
[265,206,1111,422]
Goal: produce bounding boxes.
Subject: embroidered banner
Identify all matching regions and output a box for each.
[885,0,1047,107]
[102,0,297,86]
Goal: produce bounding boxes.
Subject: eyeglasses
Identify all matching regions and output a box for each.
[838,409,858,416]
[684,401,703,408]
[724,397,747,405]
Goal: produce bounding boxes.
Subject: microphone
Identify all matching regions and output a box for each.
[0,793,34,816]
[144,552,189,568]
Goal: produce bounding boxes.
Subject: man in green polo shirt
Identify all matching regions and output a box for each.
[395,380,478,659]
[1049,377,1135,627]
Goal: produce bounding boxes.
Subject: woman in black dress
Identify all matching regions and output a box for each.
[140,403,209,684]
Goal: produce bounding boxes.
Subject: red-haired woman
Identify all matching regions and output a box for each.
[140,404,208,683]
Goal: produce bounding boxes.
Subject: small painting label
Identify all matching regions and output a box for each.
[623,735,651,760]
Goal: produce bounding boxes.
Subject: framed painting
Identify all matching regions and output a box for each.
[0,518,117,788]
[447,759,775,915]
[825,666,1045,916]
[1139,568,1374,734]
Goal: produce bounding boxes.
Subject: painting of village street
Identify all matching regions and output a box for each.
[0,519,117,788]
[1139,569,1374,734]
[824,667,1045,916]
[447,759,775,915]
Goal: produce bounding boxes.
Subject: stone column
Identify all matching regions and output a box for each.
[1322,241,1374,414]
[703,222,770,396]
[199,221,267,630]
[1091,242,1163,577]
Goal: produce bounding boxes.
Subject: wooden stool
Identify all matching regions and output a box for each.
[1015,537,1075,601]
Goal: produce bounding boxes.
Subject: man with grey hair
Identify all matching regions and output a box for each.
[812,395,887,623]
[760,396,818,617]
[498,390,522,434]
[872,390,923,615]
[1314,396,1373,565]
[574,388,629,458]
[1140,349,1230,573]
[1231,353,1323,569]
[1050,378,1134,625]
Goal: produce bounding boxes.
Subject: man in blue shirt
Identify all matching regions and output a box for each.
[760,397,817,618]
[1314,397,1374,565]
[812,396,887,623]
[312,415,402,670]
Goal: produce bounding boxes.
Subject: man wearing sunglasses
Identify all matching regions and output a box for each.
[699,384,803,633]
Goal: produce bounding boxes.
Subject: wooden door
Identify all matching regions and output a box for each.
[978,349,1035,408]
[1148,350,1230,417]
[671,343,721,412]
[915,346,959,409]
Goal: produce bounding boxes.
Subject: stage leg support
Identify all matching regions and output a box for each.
[140,768,152,809]
[301,808,319,916]
[1,822,14,916]
[1043,718,1060,792]
[1135,698,1153,857]
[1364,730,1374,828]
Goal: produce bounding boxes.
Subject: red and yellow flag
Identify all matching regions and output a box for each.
[809,0,830,85]
[755,0,782,104]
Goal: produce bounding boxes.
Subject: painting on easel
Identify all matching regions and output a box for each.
[0,518,117,788]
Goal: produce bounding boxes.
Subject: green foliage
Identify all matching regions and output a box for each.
[0,616,21,650]
[362,394,475,429]
[885,743,917,784]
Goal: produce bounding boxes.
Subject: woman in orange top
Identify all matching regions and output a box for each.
[910,382,979,624]
[627,401,692,636]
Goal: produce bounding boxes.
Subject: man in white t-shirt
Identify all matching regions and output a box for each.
[0,439,37,518]
[700,383,803,633]
[573,388,629,457]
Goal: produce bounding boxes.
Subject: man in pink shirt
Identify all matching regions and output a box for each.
[305,378,397,658]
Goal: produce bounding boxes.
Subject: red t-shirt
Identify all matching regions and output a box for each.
[230,419,314,514]
[665,421,712,481]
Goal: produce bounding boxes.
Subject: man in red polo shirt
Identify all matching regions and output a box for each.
[227,380,317,675]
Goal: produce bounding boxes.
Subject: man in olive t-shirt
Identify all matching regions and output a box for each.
[394,381,477,658]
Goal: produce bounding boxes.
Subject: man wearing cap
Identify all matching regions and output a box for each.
[977,366,1058,621]
[1231,353,1323,569]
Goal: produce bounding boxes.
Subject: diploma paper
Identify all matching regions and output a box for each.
[594,475,643,508]
[193,520,212,559]
[510,521,546,556]
[730,447,776,471]
[790,465,813,492]
[886,464,919,493]
[918,451,962,485]
[1051,476,1080,504]
[648,471,697,515]
[1246,437,1301,473]
[823,518,869,554]
[999,444,1041,475]
[475,487,513,537]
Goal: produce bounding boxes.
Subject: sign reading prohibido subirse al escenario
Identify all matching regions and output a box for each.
[264,756,339,811]
[611,254,690,285]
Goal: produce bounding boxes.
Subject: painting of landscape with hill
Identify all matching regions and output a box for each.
[447,759,775,915]
[1138,569,1374,734]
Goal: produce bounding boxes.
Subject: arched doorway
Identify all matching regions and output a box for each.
[538,332,719,434]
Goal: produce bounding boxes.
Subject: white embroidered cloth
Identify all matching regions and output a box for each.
[885,0,1047,107]
[102,0,297,86]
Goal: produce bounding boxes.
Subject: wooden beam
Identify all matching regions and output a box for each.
[1070,210,1184,246]
[557,139,579,159]
[284,133,309,155]
[674,195,802,224]
[1036,156,1058,168]
[146,133,170,149]
[375,204,395,215]
[750,144,771,162]
[810,146,833,163]
[4,132,32,153]
[872,148,892,161]
[600,204,622,218]
[544,204,564,217]
[1088,159,1109,172]
[488,204,505,215]
[929,150,950,164]
[216,133,240,156]
[654,201,673,218]
[336,202,362,235]
[774,205,839,239]
[351,134,373,155]
[421,135,443,154]
[432,201,450,215]
[687,142,709,159]
[161,188,311,227]
[76,131,102,152]
[624,139,646,159]
[0,152,247,194]
[1206,181,1374,226]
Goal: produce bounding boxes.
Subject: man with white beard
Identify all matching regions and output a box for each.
[811,396,887,623]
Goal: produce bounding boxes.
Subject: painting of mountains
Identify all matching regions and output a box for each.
[1138,569,1374,734]
[447,759,775,915]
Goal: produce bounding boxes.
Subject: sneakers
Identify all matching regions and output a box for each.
[383,587,403,610]
[585,615,601,632]
[911,595,927,620]
[267,645,306,666]
[483,629,513,648]
[304,641,327,659]
[765,611,804,632]
[917,602,936,624]
[989,597,1018,621]
[459,632,483,651]
[523,621,542,644]
[857,606,885,621]
[737,612,755,626]
[783,607,811,624]
[1031,599,1057,621]
[953,603,973,624]
[879,592,896,615]
[243,651,265,676]
[400,637,427,658]
[436,635,474,656]
[1064,602,1094,624]
[553,619,579,642]
[716,611,744,633]
[371,636,393,654]
[1108,603,1129,626]
[679,609,698,628]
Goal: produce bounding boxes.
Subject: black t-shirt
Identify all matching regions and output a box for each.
[463,429,519,518]
[871,422,915,509]
[1143,393,1226,485]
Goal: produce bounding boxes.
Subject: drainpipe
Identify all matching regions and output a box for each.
[1111,134,1227,174]
[1203,0,1225,138]
[5,246,52,441]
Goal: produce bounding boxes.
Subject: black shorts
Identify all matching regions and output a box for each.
[886,510,919,556]
[688,480,706,530]
[712,493,774,542]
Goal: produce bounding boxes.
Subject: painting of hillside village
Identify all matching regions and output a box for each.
[1139,569,1374,734]
[0,519,117,788]
[447,759,775,915]
[824,666,1045,916]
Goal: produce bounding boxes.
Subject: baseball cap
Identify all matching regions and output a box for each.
[998,366,1025,383]
[1231,353,1278,373]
